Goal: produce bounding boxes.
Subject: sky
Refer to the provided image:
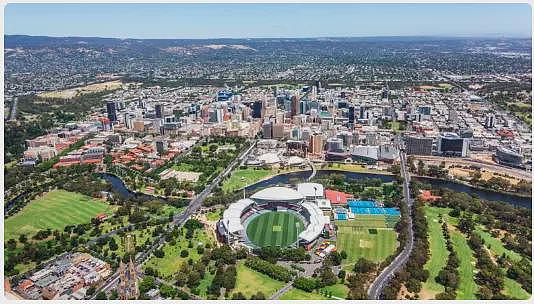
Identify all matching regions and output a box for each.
[4,3,532,39]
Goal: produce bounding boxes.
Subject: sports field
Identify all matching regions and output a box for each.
[246,211,304,248]
[421,206,451,298]
[335,218,398,263]
[232,261,285,298]
[5,190,113,240]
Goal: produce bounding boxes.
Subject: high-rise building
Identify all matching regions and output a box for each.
[290,95,298,117]
[418,106,432,116]
[155,139,167,155]
[106,101,117,122]
[252,101,263,119]
[262,122,273,139]
[348,105,355,123]
[405,136,433,155]
[309,135,324,155]
[326,137,344,152]
[155,104,164,118]
[272,123,284,139]
[448,109,458,123]
[485,113,495,129]
[438,132,468,157]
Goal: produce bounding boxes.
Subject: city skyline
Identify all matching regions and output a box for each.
[5,3,532,39]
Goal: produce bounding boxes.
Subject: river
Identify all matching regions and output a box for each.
[243,169,532,209]
[99,170,530,209]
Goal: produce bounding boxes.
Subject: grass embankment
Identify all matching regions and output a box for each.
[231,261,285,298]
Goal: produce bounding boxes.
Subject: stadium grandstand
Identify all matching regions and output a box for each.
[217,185,331,250]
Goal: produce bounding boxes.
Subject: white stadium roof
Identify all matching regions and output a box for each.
[251,187,304,202]
[297,183,324,198]
[221,198,255,234]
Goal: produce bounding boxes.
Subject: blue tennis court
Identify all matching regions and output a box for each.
[349,207,400,216]
[335,213,347,220]
[347,200,376,208]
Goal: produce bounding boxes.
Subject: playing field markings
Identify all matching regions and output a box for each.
[281,212,289,246]
[271,212,281,246]
[267,212,277,247]
[275,213,284,246]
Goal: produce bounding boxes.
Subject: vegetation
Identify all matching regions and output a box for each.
[244,257,295,283]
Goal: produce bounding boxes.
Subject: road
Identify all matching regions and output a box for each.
[367,140,414,299]
[91,140,257,298]
[8,97,17,121]
[412,155,530,179]
[269,281,294,300]
[306,159,317,181]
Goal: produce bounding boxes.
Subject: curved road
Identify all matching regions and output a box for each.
[368,149,414,299]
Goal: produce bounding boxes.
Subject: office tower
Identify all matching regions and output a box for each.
[348,105,355,123]
[290,95,298,117]
[405,136,433,155]
[309,135,324,155]
[438,132,468,157]
[106,101,117,122]
[272,123,284,139]
[485,113,495,129]
[418,106,432,116]
[326,137,344,152]
[155,104,164,118]
[262,122,273,139]
[252,101,263,119]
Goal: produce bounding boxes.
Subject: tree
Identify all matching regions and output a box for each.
[19,234,27,243]
[6,239,17,251]
[95,291,107,300]
[353,258,376,274]
[139,276,156,294]
[231,292,246,300]
[159,284,176,299]
[180,250,189,258]
[154,249,165,258]
[86,286,96,296]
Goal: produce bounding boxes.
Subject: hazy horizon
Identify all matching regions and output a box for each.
[5,3,532,39]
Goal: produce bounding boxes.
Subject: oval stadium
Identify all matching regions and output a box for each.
[216,184,332,250]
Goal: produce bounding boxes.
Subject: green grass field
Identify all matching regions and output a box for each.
[340,215,399,229]
[335,220,398,263]
[321,283,350,299]
[246,212,303,248]
[222,168,276,193]
[5,190,113,240]
[475,226,523,262]
[503,277,530,300]
[143,228,214,279]
[232,261,285,298]
[422,206,451,297]
[279,288,331,300]
[450,230,479,299]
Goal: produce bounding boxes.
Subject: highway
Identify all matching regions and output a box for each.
[367,140,414,299]
[91,140,257,298]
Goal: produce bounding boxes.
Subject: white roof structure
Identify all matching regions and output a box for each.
[258,152,281,165]
[251,187,304,203]
[221,199,255,234]
[287,156,305,166]
[297,183,324,198]
[299,201,330,243]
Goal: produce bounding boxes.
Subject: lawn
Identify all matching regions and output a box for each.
[325,163,387,174]
[321,283,350,299]
[246,211,303,248]
[221,168,275,193]
[231,261,285,299]
[196,262,216,298]
[5,190,113,240]
[143,228,214,279]
[450,230,479,299]
[422,206,451,297]
[503,277,530,300]
[206,208,223,221]
[335,220,398,263]
[475,226,523,262]
[279,288,331,300]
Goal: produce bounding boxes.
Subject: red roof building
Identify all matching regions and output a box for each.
[418,190,441,202]
[325,189,354,205]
